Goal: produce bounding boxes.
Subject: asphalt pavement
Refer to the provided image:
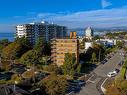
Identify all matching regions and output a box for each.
[77,50,124,95]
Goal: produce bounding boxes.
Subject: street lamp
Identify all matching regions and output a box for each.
[99,49,101,62]
[14,81,18,93]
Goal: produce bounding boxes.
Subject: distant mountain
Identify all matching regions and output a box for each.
[69,26,127,32]
[68,26,127,36]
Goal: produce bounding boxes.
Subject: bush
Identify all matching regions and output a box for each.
[0,80,7,84]
[43,64,62,75]
[120,67,126,79]
[38,74,68,95]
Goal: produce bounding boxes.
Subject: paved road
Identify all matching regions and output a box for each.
[95,52,122,77]
[77,50,124,95]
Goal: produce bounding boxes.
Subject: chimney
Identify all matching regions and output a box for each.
[70,31,77,38]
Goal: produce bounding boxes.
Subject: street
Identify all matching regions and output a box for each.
[77,50,124,95]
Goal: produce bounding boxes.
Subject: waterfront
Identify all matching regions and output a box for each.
[0,31,105,42]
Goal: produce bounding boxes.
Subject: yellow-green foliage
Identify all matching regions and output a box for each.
[2,42,21,59]
[38,74,68,95]
[120,67,126,79]
[0,80,6,84]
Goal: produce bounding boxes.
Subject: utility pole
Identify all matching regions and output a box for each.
[98,32,101,63]
[99,49,101,62]
[0,57,1,64]
[33,62,36,84]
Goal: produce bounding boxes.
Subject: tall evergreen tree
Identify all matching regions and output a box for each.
[91,52,97,64]
[62,53,79,76]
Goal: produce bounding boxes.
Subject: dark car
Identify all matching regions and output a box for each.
[101,59,107,64]
[115,69,119,73]
[91,64,97,69]
[118,61,124,66]
[107,56,111,59]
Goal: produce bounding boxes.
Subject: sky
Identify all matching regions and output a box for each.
[0,0,127,32]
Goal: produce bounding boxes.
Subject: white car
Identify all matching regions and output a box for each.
[66,91,75,95]
[107,71,117,77]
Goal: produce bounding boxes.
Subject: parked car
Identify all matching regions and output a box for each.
[101,59,107,64]
[118,61,124,66]
[107,56,111,59]
[113,69,119,73]
[107,69,119,77]
[107,72,116,77]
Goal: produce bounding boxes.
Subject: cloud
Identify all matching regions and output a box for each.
[101,0,112,8]
[1,6,127,33]
[35,6,127,28]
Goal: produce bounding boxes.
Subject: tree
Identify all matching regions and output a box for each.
[34,37,44,54]
[106,80,127,95]
[44,64,62,75]
[91,52,97,64]
[80,43,105,63]
[20,50,39,66]
[116,41,124,48]
[0,39,10,55]
[38,74,68,95]
[15,37,32,54]
[8,74,22,84]
[76,64,81,73]
[0,39,10,47]
[2,37,31,60]
[43,42,51,56]
[2,42,21,60]
[62,53,80,76]
[34,38,51,56]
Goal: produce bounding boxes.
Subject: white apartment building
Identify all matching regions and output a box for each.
[85,27,94,39]
[16,21,67,44]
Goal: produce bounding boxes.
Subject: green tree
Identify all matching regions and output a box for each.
[43,42,51,56]
[15,37,32,54]
[34,38,51,56]
[116,41,124,48]
[20,50,39,66]
[2,42,21,60]
[91,52,97,63]
[38,74,68,95]
[76,64,81,73]
[34,37,44,54]
[44,64,62,75]
[8,74,22,84]
[62,53,79,76]
[2,37,31,60]
[0,39,10,47]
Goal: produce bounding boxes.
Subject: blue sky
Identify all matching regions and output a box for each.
[0,0,127,32]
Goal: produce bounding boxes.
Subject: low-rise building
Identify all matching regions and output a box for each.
[85,42,93,50]
[96,39,117,46]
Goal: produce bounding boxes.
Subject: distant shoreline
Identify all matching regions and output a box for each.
[0,31,105,42]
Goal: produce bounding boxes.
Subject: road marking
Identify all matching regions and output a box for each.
[88,80,95,83]
[101,78,108,93]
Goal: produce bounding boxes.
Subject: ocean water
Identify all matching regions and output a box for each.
[0,32,14,41]
[0,31,104,42]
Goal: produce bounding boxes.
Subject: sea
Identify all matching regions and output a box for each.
[0,32,14,41]
[0,31,105,42]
